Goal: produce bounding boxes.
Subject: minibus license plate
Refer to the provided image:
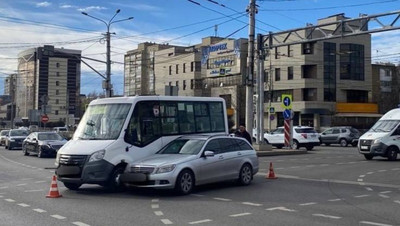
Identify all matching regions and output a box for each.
[361,146,368,150]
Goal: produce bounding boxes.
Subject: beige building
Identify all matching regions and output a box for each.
[17,45,81,124]
[265,13,375,131]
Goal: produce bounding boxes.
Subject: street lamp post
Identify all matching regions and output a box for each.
[82,9,133,98]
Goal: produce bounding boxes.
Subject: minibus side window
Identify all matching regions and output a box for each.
[392,126,400,136]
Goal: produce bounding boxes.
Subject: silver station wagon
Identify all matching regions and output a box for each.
[120,135,259,195]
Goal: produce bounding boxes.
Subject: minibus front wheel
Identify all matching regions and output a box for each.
[387,146,398,161]
[64,182,81,190]
[364,154,373,160]
[105,166,125,191]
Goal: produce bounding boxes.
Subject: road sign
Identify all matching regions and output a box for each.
[281,94,292,109]
[269,107,275,114]
[283,109,292,120]
[41,115,49,123]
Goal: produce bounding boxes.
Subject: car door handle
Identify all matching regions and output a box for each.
[219,156,224,160]
[237,152,242,156]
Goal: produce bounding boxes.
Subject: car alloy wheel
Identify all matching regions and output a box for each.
[239,163,252,185]
[176,169,194,195]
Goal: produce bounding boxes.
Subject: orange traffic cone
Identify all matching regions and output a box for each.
[46,175,62,198]
[266,162,277,179]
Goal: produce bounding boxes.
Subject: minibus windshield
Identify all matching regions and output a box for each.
[74,103,131,140]
[370,120,400,133]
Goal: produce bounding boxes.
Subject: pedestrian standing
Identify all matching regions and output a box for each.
[237,125,252,144]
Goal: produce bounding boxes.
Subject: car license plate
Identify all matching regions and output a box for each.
[361,146,368,150]
[311,135,316,138]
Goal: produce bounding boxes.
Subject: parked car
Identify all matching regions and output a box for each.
[120,135,259,195]
[319,126,360,147]
[5,129,30,150]
[0,130,9,146]
[264,126,320,150]
[22,132,67,158]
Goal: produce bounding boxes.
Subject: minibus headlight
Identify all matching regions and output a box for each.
[373,138,381,145]
[89,150,106,162]
[155,164,176,174]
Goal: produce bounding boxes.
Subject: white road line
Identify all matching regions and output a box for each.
[5,199,15,202]
[366,187,373,191]
[33,208,47,213]
[328,199,342,202]
[392,168,400,171]
[25,189,44,193]
[348,162,356,164]
[242,202,262,206]
[72,222,91,226]
[51,215,66,220]
[229,212,252,217]
[355,195,370,198]
[290,166,300,169]
[152,199,159,202]
[378,170,387,172]
[359,182,366,185]
[190,194,205,197]
[154,211,164,216]
[0,186,9,189]
[0,195,2,198]
[379,194,390,199]
[312,214,342,219]
[213,197,231,201]
[299,202,317,206]
[359,221,392,226]
[319,164,329,167]
[189,219,212,224]
[18,203,30,207]
[394,200,400,204]
[336,162,346,165]
[266,207,296,212]
[380,191,391,194]
[16,184,27,186]
[34,181,46,183]
[367,172,374,174]
[359,175,366,178]
[358,179,364,182]
[151,204,159,209]
[161,219,173,225]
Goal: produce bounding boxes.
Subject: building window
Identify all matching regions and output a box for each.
[191,62,194,72]
[288,67,293,80]
[324,42,336,101]
[195,61,201,72]
[302,42,314,55]
[169,66,172,75]
[176,81,179,87]
[275,68,281,81]
[219,94,232,108]
[176,64,179,74]
[347,90,368,103]
[56,81,59,86]
[56,72,60,77]
[288,45,293,57]
[275,47,280,59]
[55,110,59,115]
[183,63,186,73]
[56,63,60,68]
[56,90,59,95]
[183,80,186,90]
[190,79,194,89]
[303,88,317,101]
[56,99,59,104]
[168,82,172,86]
[340,44,365,80]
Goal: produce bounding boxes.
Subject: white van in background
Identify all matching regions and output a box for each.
[358,108,400,161]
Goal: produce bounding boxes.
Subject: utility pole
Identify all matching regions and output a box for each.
[255,34,264,144]
[245,0,256,136]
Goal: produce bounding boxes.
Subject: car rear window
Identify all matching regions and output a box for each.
[295,128,317,133]
[350,128,359,133]
[235,139,253,150]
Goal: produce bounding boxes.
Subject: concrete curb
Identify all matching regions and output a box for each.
[256,150,308,156]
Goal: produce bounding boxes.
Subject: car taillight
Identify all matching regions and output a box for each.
[301,133,307,139]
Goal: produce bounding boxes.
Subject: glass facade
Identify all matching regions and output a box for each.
[323,42,336,101]
[340,44,365,80]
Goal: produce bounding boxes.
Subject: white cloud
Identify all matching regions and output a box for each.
[36,2,51,8]
[78,6,107,12]
[60,4,74,9]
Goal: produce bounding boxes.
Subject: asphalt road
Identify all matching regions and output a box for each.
[0,145,399,226]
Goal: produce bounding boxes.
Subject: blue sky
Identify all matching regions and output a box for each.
[0,0,399,95]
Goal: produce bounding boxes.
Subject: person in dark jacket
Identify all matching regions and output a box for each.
[236,125,252,144]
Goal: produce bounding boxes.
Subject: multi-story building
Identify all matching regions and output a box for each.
[17,45,81,124]
[372,63,400,114]
[266,13,375,131]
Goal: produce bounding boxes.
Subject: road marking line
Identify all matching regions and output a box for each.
[312,214,341,219]
[72,222,91,226]
[366,172,374,174]
[230,212,252,217]
[359,175,366,178]
[275,167,284,170]
[394,200,400,204]
[358,179,363,182]
[328,199,342,202]
[189,219,212,224]
[18,203,30,207]
[51,215,66,220]
[161,219,173,225]
[378,170,387,172]
[359,182,366,185]
[359,221,392,226]
[266,207,296,212]
[242,202,262,206]
[319,164,329,167]
[355,195,370,198]
[25,189,44,192]
[33,208,47,213]
[392,168,400,171]
[151,204,159,209]
[20,178,33,181]
[380,191,391,194]
[0,195,2,198]
[379,194,390,199]
[213,197,231,201]
[16,184,27,186]
[5,199,15,202]
[190,194,204,197]
[336,162,346,165]
[34,181,46,183]
[152,199,159,202]
[299,202,317,206]
[0,186,8,189]
[348,162,356,164]
[154,211,164,216]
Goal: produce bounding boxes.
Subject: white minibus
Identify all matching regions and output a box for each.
[358,108,400,161]
[55,96,228,190]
